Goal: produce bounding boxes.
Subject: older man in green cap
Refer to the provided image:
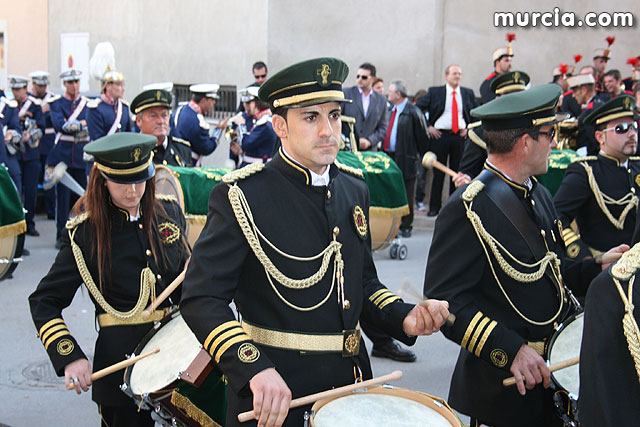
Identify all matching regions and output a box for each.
[554,95,640,262]
[423,84,626,427]
[131,89,192,167]
[181,58,449,427]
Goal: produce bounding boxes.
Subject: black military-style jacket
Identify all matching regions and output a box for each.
[579,247,640,427]
[554,153,640,260]
[29,199,188,406]
[152,135,193,167]
[424,165,601,427]
[458,123,487,179]
[181,148,415,426]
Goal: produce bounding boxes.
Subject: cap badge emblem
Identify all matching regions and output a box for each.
[132,147,142,162]
[317,64,332,86]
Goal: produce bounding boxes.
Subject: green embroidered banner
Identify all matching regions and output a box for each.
[536,149,578,196]
[336,151,409,214]
[165,166,231,215]
[0,166,26,238]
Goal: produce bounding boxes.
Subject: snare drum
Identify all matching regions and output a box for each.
[310,385,462,427]
[122,311,227,427]
[546,311,583,423]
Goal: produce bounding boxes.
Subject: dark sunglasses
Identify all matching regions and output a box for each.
[356,75,369,80]
[254,74,267,79]
[66,79,80,84]
[602,121,638,135]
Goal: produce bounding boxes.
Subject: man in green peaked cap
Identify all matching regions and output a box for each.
[424,84,626,427]
[554,95,639,262]
[181,58,449,427]
[131,89,192,167]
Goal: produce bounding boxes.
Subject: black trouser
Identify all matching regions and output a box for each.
[384,151,416,232]
[429,130,465,212]
[99,404,154,427]
[415,164,428,204]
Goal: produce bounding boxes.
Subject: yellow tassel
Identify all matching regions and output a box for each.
[0,220,26,238]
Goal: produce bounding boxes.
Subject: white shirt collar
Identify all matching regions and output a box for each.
[281,146,331,186]
[129,206,141,222]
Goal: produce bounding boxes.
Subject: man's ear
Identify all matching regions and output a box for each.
[516,134,530,155]
[594,129,606,147]
[272,114,288,139]
[135,113,142,127]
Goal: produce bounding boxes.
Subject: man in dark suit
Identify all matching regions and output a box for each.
[479,47,513,104]
[383,79,429,236]
[417,64,478,216]
[342,63,388,151]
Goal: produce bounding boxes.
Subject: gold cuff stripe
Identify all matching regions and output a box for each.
[39,318,65,336]
[94,153,154,176]
[41,324,68,344]
[213,334,252,364]
[468,317,490,353]
[475,320,497,356]
[564,235,580,246]
[378,296,401,310]
[207,327,246,354]
[561,228,576,237]
[203,321,243,350]
[461,312,483,349]
[369,289,388,303]
[372,290,394,306]
[273,90,345,108]
[44,330,71,350]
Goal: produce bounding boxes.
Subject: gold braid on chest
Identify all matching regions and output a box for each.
[580,161,638,230]
[68,226,157,320]
[227,183,346,312]
[462,181,564,326]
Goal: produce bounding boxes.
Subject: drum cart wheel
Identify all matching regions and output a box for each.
[388,238,407,260]
[397,245,408,260]
[389,243,398,259]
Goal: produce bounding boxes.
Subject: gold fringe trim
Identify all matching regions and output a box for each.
[186,214,208,224]
[0,220,26,238]
[369,205,409,217]
[170,390,221,427]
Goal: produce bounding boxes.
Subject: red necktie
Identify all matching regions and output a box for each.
[451,90,459,134]
[383,107,397,152]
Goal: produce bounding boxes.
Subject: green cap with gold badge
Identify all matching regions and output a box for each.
[471,84,565,131]
[258,57,351,110]
[84,133,156,184]
[490,70,530,96]
[583,95,636,127]
[130,89,173,115]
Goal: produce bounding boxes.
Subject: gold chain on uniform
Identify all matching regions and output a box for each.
[612,276,640,382]
[227,183,344,311]
[580,161,638,230]
[68,227,157,320]
[463,181,564,326]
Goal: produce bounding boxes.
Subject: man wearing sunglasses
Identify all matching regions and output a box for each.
[342,63,389,151]
[554,95,639,262]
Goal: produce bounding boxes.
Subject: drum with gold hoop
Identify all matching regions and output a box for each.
[0,166,25,280]
[309,385,463,426]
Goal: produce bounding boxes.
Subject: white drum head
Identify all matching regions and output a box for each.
[128,314,202,395]
[548,313,583,397]
[312,386,460,427]
[155,165,185,212]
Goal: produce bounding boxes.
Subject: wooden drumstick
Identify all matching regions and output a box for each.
[502,356,579,387]
[422,152,458,179]
[237,370,403,423]
[67,348,160,389]
[142,270,186,319]
[398,280,456,327]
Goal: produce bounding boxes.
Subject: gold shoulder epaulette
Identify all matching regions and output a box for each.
[467,120,483,129]
[610,242,640,280]
[341,115,356,124]
[462,180,485,202]
[156,194,178,204]
[66,212,90,229]
[87,98,101,108]
[223,162,265,184]
[46,94,61,103]
[172,137,191,147]
[334,160,364,179]
[468,128,487,150]
[572,156,597,163]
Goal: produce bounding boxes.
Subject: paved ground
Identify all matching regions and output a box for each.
[0,212,467,426]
